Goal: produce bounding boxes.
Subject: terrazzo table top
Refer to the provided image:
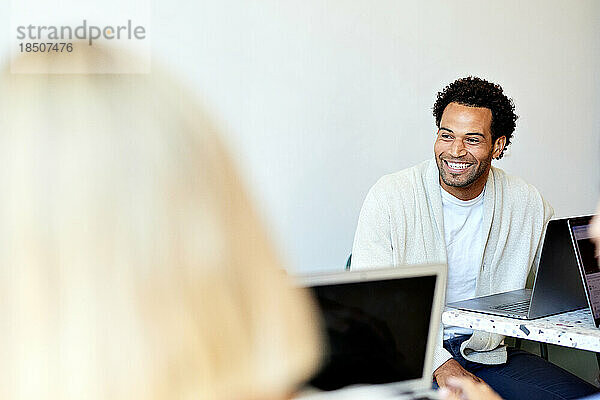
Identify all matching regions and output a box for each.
[442,308,600,352]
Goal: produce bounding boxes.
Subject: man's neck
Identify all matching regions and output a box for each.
[440,175,487,201]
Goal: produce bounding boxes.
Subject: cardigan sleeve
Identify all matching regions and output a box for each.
[352,176,454,376]
[351,183,394,269]
[432,329,454,373]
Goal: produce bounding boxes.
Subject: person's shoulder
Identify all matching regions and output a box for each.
[491,166,554,224]
[372,160,431,191]
[491,166,546,200]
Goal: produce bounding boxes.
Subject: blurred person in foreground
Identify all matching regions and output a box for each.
[0,47,321,400]
[439,202,600,400]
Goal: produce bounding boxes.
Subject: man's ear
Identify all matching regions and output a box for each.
[492,136,507,159]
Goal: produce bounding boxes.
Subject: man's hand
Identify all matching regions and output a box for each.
[438,376,503,400]
[433,359,481,389]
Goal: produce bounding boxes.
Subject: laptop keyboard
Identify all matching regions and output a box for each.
[491,299,530,314]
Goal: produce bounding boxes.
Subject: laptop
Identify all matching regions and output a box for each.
[568,215,600,327]
[447,217,588,319]
[296,264,446,399]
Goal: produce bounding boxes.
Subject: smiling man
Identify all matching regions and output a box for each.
[351,77,598,399]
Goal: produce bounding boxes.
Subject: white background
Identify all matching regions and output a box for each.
[3,0,600,272]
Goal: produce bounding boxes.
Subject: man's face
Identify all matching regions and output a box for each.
[434,102,505,199]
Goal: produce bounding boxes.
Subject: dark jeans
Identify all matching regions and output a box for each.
[440,335,599,400]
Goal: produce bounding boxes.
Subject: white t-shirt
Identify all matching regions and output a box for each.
[441,187,484,339]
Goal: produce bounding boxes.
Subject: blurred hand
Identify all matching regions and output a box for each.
[438,376,503,400]
[590,201,600,264]
[434,358,481,389]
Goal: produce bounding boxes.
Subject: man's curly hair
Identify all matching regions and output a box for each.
[432,76,518,159]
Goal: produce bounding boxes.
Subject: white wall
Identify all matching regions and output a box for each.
[4,0,600,272]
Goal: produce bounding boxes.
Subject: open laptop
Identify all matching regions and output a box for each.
[447,217,588,319]
[568,215,600,327]
[296,264,446,399]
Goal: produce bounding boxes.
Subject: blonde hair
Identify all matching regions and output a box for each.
[0,48,321,400]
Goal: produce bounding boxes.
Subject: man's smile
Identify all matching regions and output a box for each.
[444,159,473,173]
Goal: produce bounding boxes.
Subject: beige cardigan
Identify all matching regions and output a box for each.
[351,158,553,372]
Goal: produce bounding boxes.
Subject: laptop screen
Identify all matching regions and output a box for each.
[307,274,436,391]
[570,219,600,323]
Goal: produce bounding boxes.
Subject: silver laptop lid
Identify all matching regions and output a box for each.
[528,217,588,318]
[296,264,446,393]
